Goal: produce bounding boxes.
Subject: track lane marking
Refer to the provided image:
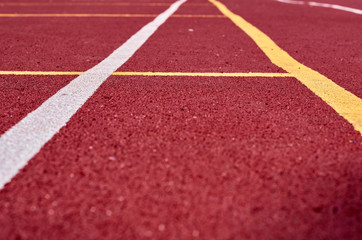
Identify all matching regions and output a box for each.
[0,2,209,7]
[276,0,304,5]
[172,14,225,18]
[308,1,362,15]
[276,0,362,15]
[0,13,225,18]
[112,72,291,77]
[0,0,187,190]
[0,71,292,77]
[210,0,362,134]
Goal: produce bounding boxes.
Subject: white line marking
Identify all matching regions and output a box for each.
[276,0,304,5]
[276,0,362,15]
[308,1,362,15]
[0,0,187,190]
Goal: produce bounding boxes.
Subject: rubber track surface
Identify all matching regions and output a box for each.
[228,0,362,97]
[0,0,361,239]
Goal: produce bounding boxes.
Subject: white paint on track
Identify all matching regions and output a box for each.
[276,0,362,15]
[0,0,187,190]
[276,0,304,5]
[308,1,362,15]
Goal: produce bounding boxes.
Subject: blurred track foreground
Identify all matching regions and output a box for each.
[0,0,361,239]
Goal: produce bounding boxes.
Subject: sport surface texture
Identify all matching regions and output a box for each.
[0,0,361,239]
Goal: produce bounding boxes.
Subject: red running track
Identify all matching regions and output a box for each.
[230,0,362,97]
[0,0,361,239]
[0,8,152,132]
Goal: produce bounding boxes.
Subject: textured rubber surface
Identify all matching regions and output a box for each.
[0,17,150,71]
[0,75,73,134]
[227,0,362,97]
[1,76,361,239]
[0,0,361,239]
[118,17,284,73]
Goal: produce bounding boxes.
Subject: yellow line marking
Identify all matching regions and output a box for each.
[112,72,292,77]
[173,14,225,18]
[0,2,210,7]
[0,71,292,77]
[210,0,362,134]
[0,13,225,18]
[0,71,82,76]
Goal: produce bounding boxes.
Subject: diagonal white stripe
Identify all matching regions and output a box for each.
[276,0,305,5]
[0,0,187,189]
[308,2,362,15]
[276,0,362,15]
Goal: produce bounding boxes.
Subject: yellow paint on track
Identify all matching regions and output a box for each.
[0,71,291,77]
[209,0,362,134]
[173,14,225,18]
[112,72,291,77]
[0,13,225,18]
[0,71,83,76]
[0,2,210,7]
